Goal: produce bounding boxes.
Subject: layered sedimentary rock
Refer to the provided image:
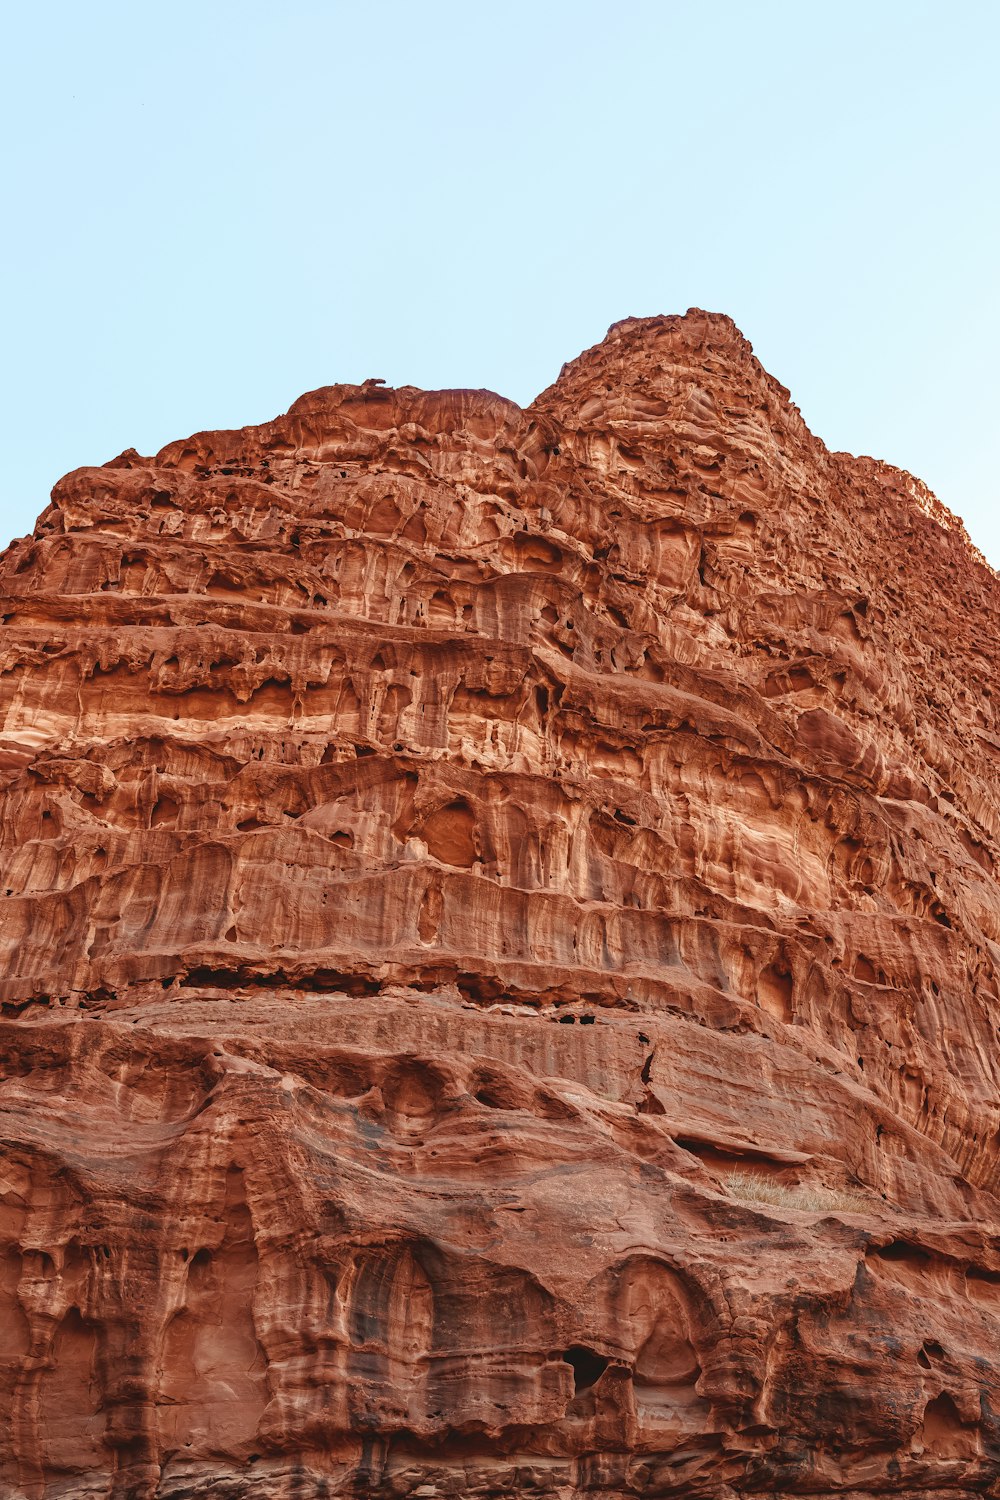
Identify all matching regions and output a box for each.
[1,310,1000,1499]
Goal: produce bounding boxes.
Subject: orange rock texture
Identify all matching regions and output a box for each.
[1,310,1000,1499]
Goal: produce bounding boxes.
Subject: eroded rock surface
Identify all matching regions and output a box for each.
[1,311,999,1498]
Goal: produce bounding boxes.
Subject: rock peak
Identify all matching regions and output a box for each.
[606,305,752,346]
[531,306,798,436]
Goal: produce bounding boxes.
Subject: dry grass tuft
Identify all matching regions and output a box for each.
[723,1169,869,1214]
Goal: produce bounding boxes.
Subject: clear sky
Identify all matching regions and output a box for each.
[3,2,998,562]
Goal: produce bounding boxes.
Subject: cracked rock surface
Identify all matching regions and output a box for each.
[1,310,1000,1498]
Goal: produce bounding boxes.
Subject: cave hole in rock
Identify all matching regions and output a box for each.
[473,1079,518,1110]
[456,974,505,1005]
[920,1390,975,1456]
[967,1265,1000,1289]
[876,1239,930,1264]
[151,796,178,826]
[564,1345,610,1392]
[420,799,477,867]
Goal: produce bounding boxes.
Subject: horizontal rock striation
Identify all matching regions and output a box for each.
[1,310,1000,1498]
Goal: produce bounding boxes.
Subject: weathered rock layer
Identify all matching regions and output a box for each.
[1,311,999,1498]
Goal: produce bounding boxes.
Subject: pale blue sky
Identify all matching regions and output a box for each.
[3,2,998,561]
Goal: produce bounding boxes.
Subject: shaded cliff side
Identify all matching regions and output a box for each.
[1,310,999,1499]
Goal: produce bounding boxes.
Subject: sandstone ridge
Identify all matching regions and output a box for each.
[1,309,999,1499]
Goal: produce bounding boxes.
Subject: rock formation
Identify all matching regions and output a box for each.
[1,310,999,1499]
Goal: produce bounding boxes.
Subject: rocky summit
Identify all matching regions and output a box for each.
[1,310,999,1500]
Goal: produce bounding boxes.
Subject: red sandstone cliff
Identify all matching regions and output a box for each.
[1,310,1000,1499]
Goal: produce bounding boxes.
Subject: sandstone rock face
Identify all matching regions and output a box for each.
[1,310,1000,1500]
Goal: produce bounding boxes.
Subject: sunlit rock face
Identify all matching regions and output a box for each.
[2,309,1000,1499]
